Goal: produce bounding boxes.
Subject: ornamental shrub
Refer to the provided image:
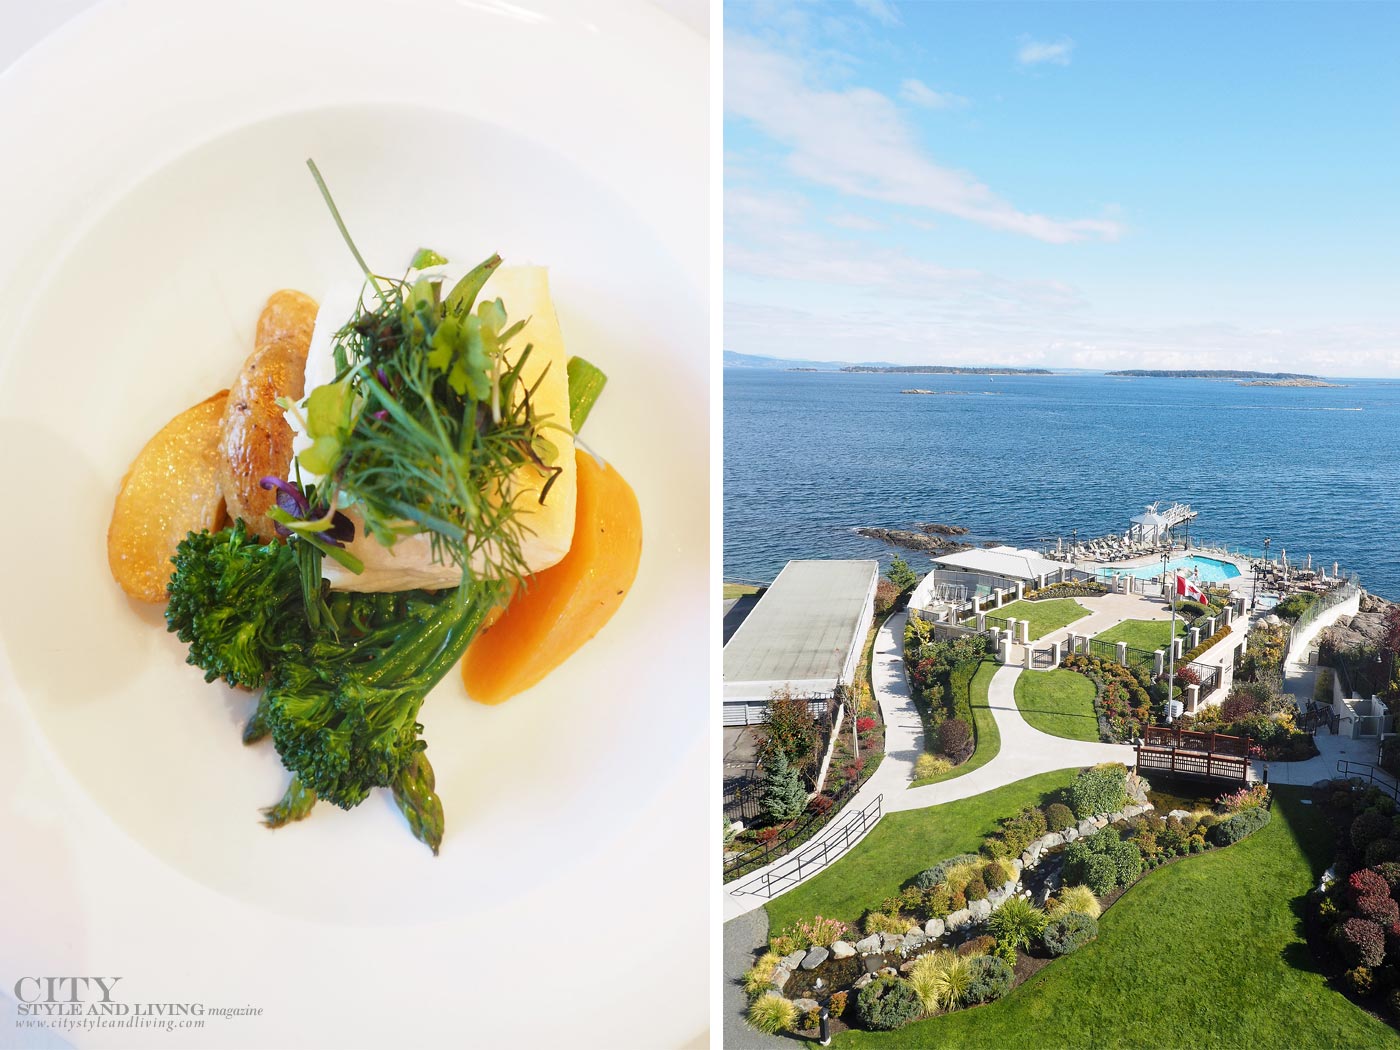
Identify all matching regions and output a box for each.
[874,578,900,616]
[1045,802,1076,832]
[807,794,835,817]
[1080,855,1119,896]
[1369,839,1400,867]
[964,955,1015,1004]
[796,915,850,948]
[906,951,969,1015]
[914,753,953,780]
[987,896,1047,951]
[863,910,911,936]
[1389,987,1400,1019]
[1334,918,1387,969]
[1357,894,1400,927]
[1352,810,1394,851]
[1107,838,1143,885]
[1043,912,1098,956]
[955,934,997,958]
[965,876,989,902]
[1049,885,1102,919]
[1209,806,1272,846]
[914,854,982,891]
[1069,764,1129,819]
[988,806,1049,858]
[939,718,973,760]
[924,884,953,919]
[1372,862,1400,891]
[1348,868,1391,904]
[1344,967,1376,998]
[982,858,1016,888]
[743,953,780,999]
[828,991,848,1020]
[747,994,797,1034]
[856,976,923,1031]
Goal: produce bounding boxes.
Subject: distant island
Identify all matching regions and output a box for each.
[844,365,1052,376]
[1239,378,1345,388]
[1106,369,1323,380]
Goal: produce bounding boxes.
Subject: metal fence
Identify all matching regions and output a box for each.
[1088,638,1119,663]
[723,765,867,882]
[723,776,762,824]
[729,793,885,898]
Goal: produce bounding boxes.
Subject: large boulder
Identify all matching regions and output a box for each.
[783,949,807,969]
[1077,819,1097,837]
[945,907,973,931]
[800,946,830,970]
[863,955,887,975]
[830,940,855,959]
[969,898,992,921]
[1039,831,1065,849]
[792,998,820,1016]
[854,935,882,954]
[923,917,945,939]
[1063,826,1079,843]
[879,932,905,953]
[770,965,791,991]
[853,973,874,990]
[904,929,927,951]
[986,888,1008,911]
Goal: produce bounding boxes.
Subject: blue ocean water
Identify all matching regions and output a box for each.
[723,370,1400,599]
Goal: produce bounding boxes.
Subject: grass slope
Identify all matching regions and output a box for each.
[912,661,1002,787]
[765,769,1079,934]
[1014,669,1100,742]
[970,598,1090,640]
[1094,617,1185,652]
[723,582,761,600]
[832,787,1400,1050]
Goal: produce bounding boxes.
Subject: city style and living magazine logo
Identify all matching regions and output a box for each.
[10,977,263,1036]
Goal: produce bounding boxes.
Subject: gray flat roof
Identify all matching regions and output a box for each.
[723,560,878,698]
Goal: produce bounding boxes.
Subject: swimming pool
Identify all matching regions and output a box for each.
[1096,555,1243,583]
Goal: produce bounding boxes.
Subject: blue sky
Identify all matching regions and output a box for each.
[725,0,1400,375]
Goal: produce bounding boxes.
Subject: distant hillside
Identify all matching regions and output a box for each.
[1106,369,1322,380]
[843,365,1052,376]
[724,351,857,370]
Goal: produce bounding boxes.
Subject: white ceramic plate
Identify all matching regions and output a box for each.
[0,1,707,1047]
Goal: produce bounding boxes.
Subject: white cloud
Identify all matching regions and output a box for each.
[1017,37,1074,66]
[852,0,900,26]
[726,37,1122,243]
[827,212,885,231]
[899,78,969,110]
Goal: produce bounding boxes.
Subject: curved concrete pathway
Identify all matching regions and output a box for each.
[722,609,1133,920]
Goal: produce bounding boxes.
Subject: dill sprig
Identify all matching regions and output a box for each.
[296,159,561,590]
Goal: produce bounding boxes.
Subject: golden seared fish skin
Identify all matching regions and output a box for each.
[218,290,318,540]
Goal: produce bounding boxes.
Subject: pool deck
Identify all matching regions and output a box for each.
[1074,549,1258,598]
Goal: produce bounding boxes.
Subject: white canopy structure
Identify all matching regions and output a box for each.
[1127,501,1197,546]
[930,545,1063,584]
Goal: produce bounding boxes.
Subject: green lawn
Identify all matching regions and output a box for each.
[1014,669,1100,742]
[765,769,1079,934]
[829,787,1400,1050]
[968,598,1090,640]
[1093,617,1185,653]
[911,661,1002,787]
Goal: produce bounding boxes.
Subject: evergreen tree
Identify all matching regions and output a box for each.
[887,555,920,594]
[761,748,807,823]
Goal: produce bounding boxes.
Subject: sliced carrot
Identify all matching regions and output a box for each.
[461,449,641,704]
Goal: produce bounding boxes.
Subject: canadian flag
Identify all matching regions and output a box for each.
[1174,574,1208,604]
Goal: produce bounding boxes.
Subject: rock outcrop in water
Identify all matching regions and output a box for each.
[916,523,970,536]
[855,527,972,555]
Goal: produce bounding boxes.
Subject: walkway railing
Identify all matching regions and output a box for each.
[1285,576,1361,665]
[1144,725,1247,756]
[729,794,884,899]
[1337,760,1400,804]
[723,765,872,882]
[1136,745,1249,783]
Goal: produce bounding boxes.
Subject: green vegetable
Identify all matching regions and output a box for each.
[167,524,504,832]
[393,751,445,855]
[165,521,304,688]
[566,356,607,433]
[261,776,317,828]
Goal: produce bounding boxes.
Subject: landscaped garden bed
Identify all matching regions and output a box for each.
[1024,580,1108,601]
[743,762,1283,1041]
[904,618,990,781]
[1306,778,1400,1028]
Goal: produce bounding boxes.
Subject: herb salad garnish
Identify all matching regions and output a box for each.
[163,159,602,852]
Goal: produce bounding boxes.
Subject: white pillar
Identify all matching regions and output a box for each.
[1189,627,1200,650]
[1154,650,1165,677]
[1058,567,1067,583]
[1206,616,1217,637]
[1023,645,1033,670]
[1185,684,1200,713]
[976,613,986,631]
[1015,581,1025,601]
[1019,621,1030,644]
[1116,641,1128,666]
[1052,641,1063,666]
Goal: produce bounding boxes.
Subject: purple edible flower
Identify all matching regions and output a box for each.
[259,476,355,549]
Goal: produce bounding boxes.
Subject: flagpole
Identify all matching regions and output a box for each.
[1166,573,1178,724]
